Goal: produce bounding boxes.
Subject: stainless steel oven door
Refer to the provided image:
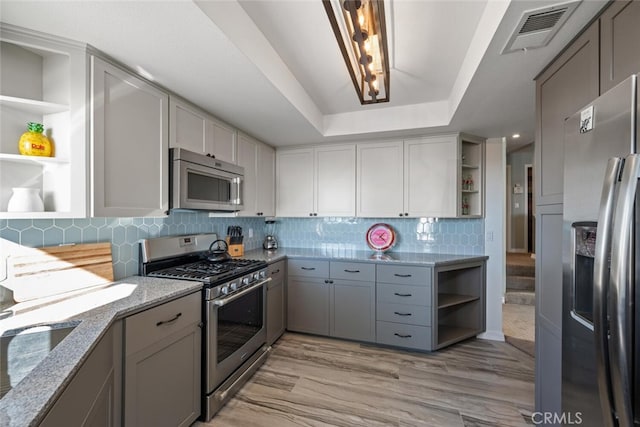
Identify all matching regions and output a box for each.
[173,159,243,211]
[206,278,268,393]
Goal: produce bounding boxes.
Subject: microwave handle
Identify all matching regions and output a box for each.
[232,176,242,205]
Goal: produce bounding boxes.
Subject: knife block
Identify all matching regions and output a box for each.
[225,237,244,257]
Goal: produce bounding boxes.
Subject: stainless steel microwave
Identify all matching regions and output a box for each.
[170,148,244,212]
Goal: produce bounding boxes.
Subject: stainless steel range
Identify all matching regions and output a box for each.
[139,234,271,421]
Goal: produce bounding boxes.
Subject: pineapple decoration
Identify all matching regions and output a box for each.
[18,122,53,157]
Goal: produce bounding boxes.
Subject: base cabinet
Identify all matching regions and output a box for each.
[39,322,122,427]
[287,276,330,336]
[266,260,286,345]
[124,292,201,427]
[331,279,375,342]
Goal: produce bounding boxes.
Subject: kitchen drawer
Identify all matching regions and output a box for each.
[376,264,431,286]
[377,302,431,326]
[125,291,201,355]
[288,259,329,278]
[377,283,431,306]
[267,259,286,286]
[330,261,375,282]
[376,321,431,351]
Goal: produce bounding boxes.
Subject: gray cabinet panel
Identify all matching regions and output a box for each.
[376,302,431,326]
[376,264,431,286]
[40,322,121,427]
[124,293,201,427]
[331,279,375,342]
[535,22,599,205]
[287,277,329,335]
[377,283,431,306]
[329,261,375,282]
[267,260,286,345]
[600,0,640,93]
[287,259,329,279]
[536,320,562,424]
[376,321,431,351]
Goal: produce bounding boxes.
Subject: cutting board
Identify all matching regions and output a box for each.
[4,242,114,302]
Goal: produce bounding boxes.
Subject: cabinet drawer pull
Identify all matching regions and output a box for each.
[344,269,360,273]
[156,312,182,327]
[394,333,412,338]
[271,269,280,275]
[394,311,412,316]
[301,267,316,271]
[394,273,412,278]
[394,292,412,297]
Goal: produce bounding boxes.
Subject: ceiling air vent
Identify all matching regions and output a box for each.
[501,1,579,54]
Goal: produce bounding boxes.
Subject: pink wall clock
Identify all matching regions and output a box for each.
[366,223,396,252]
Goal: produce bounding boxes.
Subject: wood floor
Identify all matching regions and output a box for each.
[196,333,534,427]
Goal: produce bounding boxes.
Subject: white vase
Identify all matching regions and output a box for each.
[7,187,44,212]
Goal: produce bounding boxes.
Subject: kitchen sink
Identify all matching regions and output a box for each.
[0,321,80,399]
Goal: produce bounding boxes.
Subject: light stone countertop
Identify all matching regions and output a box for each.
[243,248,488,267]
[0,276,202,427]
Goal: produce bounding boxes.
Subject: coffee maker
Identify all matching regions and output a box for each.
[263,218,278,250]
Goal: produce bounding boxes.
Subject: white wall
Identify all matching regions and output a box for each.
[506,143,534,251]
[478,137,506,341]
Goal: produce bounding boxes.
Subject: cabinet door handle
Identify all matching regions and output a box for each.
[394,333,412,338]
[156,312,182,327]
[301,267,316,271]
[394,273,412,278]
[394,292,412,297]
[394,311,412,316]
[344,269,360,273]
[324,279,334,284]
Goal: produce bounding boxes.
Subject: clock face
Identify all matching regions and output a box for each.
[366,223,396,252]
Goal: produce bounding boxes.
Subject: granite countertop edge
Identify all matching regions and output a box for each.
[244,248,488,267]
[0,276,202,427]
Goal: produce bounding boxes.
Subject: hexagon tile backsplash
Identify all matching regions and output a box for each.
[0,215,484,280]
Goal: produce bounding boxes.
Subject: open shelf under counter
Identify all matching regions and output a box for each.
[461,164,479,169]
[0,95,69,115]
[437,293,479,309]
[436,325,480,348]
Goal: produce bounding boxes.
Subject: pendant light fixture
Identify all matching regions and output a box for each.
[323,0,390,104]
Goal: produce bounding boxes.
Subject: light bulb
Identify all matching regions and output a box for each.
[364,39,371,52]
[358,12,365,27]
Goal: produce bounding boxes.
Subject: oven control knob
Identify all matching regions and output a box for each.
[220,285,229,295]
[242,277,250,286]
[230,282,238,291]
[259,271,266,279]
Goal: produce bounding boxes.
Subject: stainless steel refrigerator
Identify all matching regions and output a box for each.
[562,73,639,426]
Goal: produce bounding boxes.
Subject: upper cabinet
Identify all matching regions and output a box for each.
[237,133,275,217]
[0,25,89,218]
[357,135,484,218]
[169,96,236,164]
[276,144,356,217]
[600,0,640,93]
[91,56,169,217]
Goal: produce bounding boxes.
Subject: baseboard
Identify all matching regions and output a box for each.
[477,330,505,342]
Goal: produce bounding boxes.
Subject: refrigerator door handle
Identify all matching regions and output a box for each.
[609,153,640,427]
[594,157,623,427]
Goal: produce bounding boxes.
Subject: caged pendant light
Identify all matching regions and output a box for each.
[323,0,390,104]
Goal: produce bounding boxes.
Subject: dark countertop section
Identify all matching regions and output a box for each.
[0,276,202,427]
[244,248,488,267]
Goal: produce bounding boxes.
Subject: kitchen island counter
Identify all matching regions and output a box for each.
[0,276,202,427]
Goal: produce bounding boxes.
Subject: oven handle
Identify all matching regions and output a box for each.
[212,277,271,307]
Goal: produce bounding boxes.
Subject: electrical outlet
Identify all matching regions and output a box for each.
[486,231,494,242]
[248,228,253,238]
[514,202,520,209]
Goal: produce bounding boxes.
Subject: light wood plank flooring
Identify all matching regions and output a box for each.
[196,333,534,427]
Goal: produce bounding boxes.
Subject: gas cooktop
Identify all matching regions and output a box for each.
[147,259,266,285]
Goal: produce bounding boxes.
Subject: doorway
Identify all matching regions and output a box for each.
[524,164,534,254]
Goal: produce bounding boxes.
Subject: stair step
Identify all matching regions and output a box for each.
[506,263,535,277]
[505,291,535,306]
[506,275,535,291]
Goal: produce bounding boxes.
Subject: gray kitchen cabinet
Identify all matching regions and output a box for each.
[237,133,275,217]
[124,292,201,427]
[600,0,640,93]
[91,56,169,217]
[169,95,236,164]
[39,321,122,427]
[266,259,286,345]
[276,145,356,217]
[287,276,330,335]
[330,262,376,342]
[535,21,599,206]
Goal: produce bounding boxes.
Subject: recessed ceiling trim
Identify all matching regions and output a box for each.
[501,1,579,54]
